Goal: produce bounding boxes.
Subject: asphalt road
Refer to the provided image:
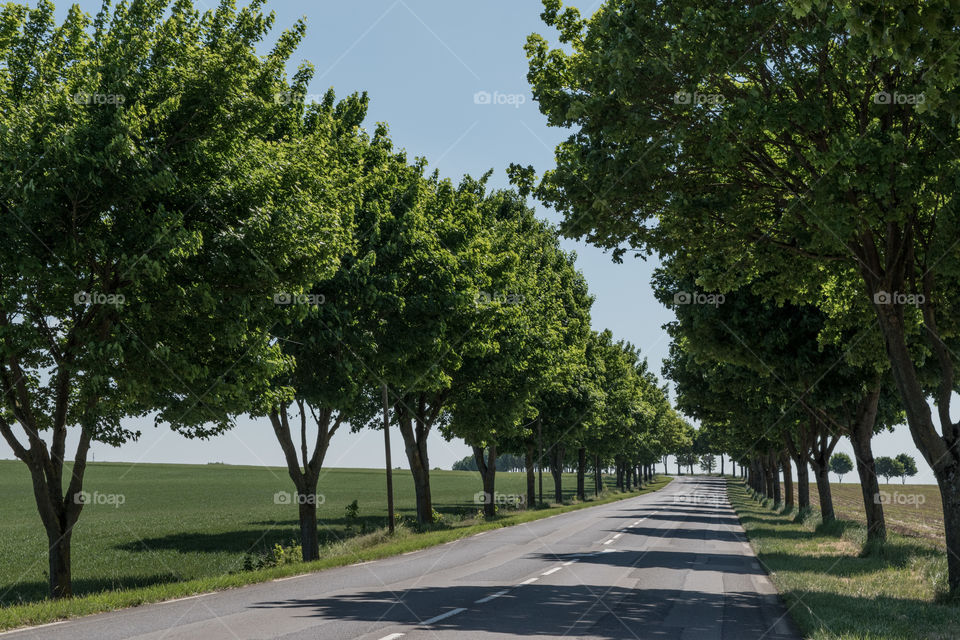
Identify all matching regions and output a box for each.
[4,476,800,640]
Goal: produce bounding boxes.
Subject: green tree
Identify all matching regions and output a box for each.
[896,454,919,485]
[830,453,854,484]
[524,0,960,589]
[699,454,716,474]
[0,0,343,597]
[876,457,905,485]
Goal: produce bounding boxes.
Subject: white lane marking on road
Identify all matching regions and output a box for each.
[562,560,576,566]
[378,634,405,640]
[351,561,373,566]
[603,539,614,545]
[520,577,538,585]
[601,548,615,553]
[541,567,562,576]
[422,608,467,625]
[475,589,509,604]
[474,531,487,536]
[612,533,623,539]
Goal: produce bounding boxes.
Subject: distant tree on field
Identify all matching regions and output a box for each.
[830,453,854,484]
[895,454,918,485]
[876,457,905,485]
[699,454,716,474]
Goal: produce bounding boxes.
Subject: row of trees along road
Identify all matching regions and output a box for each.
[0,0,692,599]
[519,0,960,593]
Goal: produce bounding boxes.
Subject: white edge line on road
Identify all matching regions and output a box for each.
[520,577,538,585]
[378,634,405,640]
[474,531,487,536]
[158,592,216,603]
[474,589,509,604]
[541,567,562,576]
[0,621,66,637]
[422,607,467,625]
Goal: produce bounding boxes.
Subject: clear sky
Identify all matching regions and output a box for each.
[1,0,939,485]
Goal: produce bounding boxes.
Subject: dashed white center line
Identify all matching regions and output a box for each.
[475,589,509,604]
[603,539,614,545]
[421,608,467,625]
[541,567,562,576]
[520,577,538,585]
[562,560,576,566]
[612,533,623,540]
[378,634,405,640]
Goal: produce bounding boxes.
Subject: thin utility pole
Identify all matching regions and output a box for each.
[382,383,395,534]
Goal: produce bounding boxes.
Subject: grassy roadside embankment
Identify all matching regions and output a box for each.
[727,479,958,640]
[0,461,671,632]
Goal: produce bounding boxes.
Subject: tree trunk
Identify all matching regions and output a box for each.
[849,386,887,542]
[576,447,586,501]
[781,451,794,510]
[269,402,338,557]
[397,402,434,524]
[46,525,73,599]
[796,460,811,512]
[770,452,781,505]
[813,463,835,522]
[594,454,602,496]
[551,446,564,503]
[474,445,497,518]
[525,438,536,509]
[298,495,319,562]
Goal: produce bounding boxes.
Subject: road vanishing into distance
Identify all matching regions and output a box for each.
[4,477,799,640]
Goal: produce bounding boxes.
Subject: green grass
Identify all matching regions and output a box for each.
[0,460,671,630]
[728,479,958,640]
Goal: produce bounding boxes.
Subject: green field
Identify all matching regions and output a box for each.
[800,482,944,543]
[0,460,626,608]
[731,480,957,640]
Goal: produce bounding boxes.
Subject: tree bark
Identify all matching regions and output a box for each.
[395,396,438,524]
[576,447,586,501]
[807,420,839,523]
[848,385,886,541]
[525,437,536,508]
[474,444,497,518]
[781,451,794,509]
[269,401,339,561]
[594,453,602,495]
[550,446,564,503]
[770,452,781,505]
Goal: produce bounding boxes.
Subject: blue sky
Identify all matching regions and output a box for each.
[1,0,938,485]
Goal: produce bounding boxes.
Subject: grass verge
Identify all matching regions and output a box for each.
[727,479,957,640]
[0,475,672,632]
